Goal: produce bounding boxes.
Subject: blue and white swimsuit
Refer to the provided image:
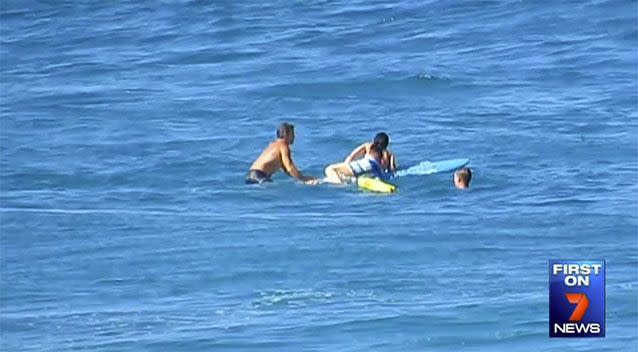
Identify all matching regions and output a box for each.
[348,157,389,180]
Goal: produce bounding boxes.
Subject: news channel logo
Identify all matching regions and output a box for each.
[549,260,605,338]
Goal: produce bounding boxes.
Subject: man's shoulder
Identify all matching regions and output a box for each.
[267,139,285,147]
[272,139,290,151]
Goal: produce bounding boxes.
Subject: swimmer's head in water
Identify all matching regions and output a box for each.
[372,132,389,153]
[277,122,295,144]
[454,167,472,189]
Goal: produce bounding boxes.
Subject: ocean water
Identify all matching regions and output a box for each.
[1,0,637,351]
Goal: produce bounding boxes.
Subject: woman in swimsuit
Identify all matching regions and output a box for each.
[324,132,397,184]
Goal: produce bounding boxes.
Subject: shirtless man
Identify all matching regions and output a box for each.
[246,122,318,185]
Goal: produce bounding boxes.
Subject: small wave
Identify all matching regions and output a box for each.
[0,207,377,219]
[250,289,335,308]
[254,73,455,99]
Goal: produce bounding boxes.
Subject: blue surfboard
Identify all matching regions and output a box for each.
[394,158,469,177]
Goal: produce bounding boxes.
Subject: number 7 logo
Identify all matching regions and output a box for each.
[565,293,589,322]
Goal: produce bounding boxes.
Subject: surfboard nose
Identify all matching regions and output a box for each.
[357,177,396,193]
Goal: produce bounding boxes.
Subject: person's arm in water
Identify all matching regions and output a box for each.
[388,150,397,172]
[377,150,397,180]
[280,143,318,184]
[344,143,369,163]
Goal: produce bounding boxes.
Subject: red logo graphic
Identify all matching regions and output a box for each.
[565,293,589,322]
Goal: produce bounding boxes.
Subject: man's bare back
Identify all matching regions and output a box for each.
[249,139,288,176]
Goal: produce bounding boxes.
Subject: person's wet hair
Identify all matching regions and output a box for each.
[277,122,294,139]
[455,167,472,186]
[371,132,389,154]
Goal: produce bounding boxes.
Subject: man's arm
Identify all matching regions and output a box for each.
[344,143,369,163]
[280,143,316,183]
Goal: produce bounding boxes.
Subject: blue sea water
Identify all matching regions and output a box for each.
[1,0,637,351]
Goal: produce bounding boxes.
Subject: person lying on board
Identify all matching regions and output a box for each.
[454,167,472,189]
[246,122,318,185]
[324,132,397,184]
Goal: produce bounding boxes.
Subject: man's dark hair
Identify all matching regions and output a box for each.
[277,122,294,139]
[456,167,472,185]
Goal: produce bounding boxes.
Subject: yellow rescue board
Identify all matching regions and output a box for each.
[356,176,397,193]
